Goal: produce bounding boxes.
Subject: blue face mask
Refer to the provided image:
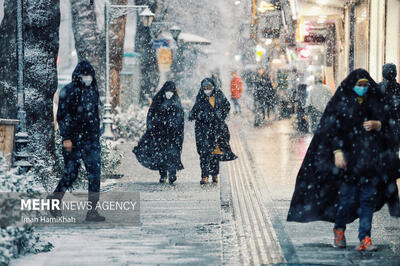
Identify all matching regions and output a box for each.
[353,85,368,97]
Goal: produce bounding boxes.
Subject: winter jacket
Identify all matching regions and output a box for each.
[57,61,100,143]
[253,73,275,104]
[133,81,184,171]
[287,69,400,223]
[230,77,243,99]
[189,78,237,161]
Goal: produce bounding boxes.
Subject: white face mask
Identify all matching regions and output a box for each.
[165,91,174,99]
[81,75,93,87]
[204,89,213,96]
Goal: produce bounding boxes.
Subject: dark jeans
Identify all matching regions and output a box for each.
[334,182,377,241]
[54,139,101,203]
[232,98,241,113]
[159,169,176,179]
[200,155,220,177]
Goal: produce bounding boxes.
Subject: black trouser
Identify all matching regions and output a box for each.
[200,154,220,177]
[54,139,101,204]
[159,169,176,179]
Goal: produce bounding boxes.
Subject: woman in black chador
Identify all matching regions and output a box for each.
[133,81,184,184]
[287,69,400,251]
[189,78,237,185]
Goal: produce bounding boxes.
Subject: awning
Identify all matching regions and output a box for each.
[178,32,212,45]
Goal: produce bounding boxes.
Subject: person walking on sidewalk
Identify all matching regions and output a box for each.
[48,60,105,222]
[133,81,184,184]
[189,78,237,185]
[305,76,332,132]
[230,71,243,114]
[378,63,400,215]
[287,69,400,251]
[253,67,274,126]
[211,70,222,91]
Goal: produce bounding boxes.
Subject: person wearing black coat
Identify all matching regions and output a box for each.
[379,64,400,151]
[133,81,184,184]
[287,69,400,251]
[189,78,237,185]
[378,63,400,213]
[253,67,275,126]
[48,60,104,222]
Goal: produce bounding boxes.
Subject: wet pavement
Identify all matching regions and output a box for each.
[230,116,400,266]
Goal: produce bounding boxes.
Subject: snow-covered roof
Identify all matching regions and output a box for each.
[178,32,212,45]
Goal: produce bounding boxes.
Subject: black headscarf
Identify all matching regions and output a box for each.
[383,63,397,81]
[335,68,379,98]
[147,81,182,131]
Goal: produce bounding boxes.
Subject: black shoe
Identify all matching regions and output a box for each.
[85,210,105,222]
[159,177,167,183]
[169,176,177,184]
[46,194,62,218]
[212,175,218,183]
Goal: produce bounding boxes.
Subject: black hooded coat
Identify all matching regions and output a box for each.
[133,81,184,171]
[287,69,400,223]
[189,78,237,161]
[57,61,100,143]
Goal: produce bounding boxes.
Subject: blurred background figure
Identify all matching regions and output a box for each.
[211,69,222,91]
[253,67,274,127]
[230,71,243,114]
[295,72,308,133]
[305,76,332,132]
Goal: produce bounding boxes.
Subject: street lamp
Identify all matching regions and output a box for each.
[140,8,155,27]
[169,25,182,43]
[14,0,31,173]
[103,2,154,139]
[169,25,183,86]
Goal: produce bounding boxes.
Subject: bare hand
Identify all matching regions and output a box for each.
[63,140,73,152]
[334,151,347,169]
[363,120,381,131]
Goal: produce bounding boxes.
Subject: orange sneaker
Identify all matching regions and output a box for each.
[358,237,377,251]
[333,228,346,248]
[200,177,209,185]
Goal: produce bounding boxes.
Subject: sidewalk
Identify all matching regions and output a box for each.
[11,124,232,265]
[236,118,400,265]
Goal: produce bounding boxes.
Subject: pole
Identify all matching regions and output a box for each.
[14,0,31,173]
[102,0,114,139]
[349,4,355,72]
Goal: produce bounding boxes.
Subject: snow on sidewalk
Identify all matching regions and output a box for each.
[11,125,224,265]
